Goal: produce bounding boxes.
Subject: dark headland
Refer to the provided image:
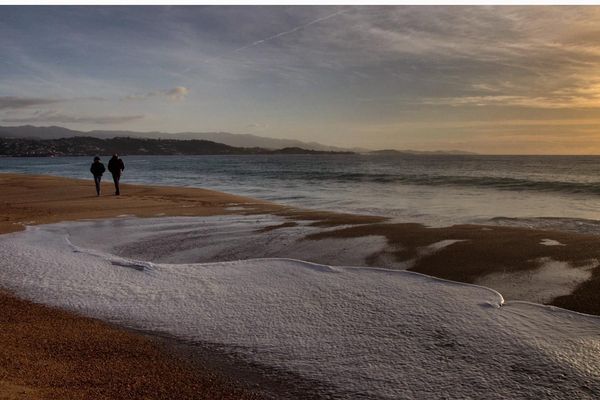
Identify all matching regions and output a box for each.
[0,136,352,157]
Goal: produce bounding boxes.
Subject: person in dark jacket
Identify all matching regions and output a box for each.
[107,154,125,195]
[90,156,106,196]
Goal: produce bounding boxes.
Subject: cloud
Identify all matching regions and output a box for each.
[166,86,189,101]
[8,6,600,152]
[0,96,63,110]
[420,92,600,109]
[2,110,144,124]
[124,86,189,101]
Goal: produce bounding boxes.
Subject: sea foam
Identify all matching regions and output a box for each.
[0,219,599,399]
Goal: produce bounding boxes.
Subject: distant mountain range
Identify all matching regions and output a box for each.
[0,125,364,153]
[0,136,351,157]
[0,125,477,156]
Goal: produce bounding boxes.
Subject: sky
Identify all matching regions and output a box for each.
[3,5,600,154]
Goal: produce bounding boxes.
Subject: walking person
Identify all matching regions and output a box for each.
[108,153,125,196]
[90,156,105,196]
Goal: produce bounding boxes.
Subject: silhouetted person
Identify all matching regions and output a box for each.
[108,154,125,195]
[90,156,105,196]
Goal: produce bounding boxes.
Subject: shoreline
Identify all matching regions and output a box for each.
[0,172,385,400]
[0,173,386,235]
[2,172,600,398]
[0,175,268,400]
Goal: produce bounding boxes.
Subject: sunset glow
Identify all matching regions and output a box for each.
[4,6,600,154]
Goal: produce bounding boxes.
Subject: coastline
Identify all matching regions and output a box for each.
[2,172,600,398]
[0,173,384,400]
[0,173,269,400]
[0,173,385,235]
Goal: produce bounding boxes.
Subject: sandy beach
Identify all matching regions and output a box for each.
[0,174,277,400]
[0,173,386,399]
[2,172,600,399]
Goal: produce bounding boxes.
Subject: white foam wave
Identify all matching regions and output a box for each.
[1,222,599,399]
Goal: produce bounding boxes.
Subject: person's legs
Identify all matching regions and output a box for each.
[94,175,102,196]
[112,173,120,195]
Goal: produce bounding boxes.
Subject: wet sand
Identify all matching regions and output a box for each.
[0,173,384,235]
[0,174,276,399]
[306,223,600,314]
[2,172,600,398]
[0,290,263,400]
[0,173,383,400]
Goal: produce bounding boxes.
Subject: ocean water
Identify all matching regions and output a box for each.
[1,218,599,399]
[3,154,600,226]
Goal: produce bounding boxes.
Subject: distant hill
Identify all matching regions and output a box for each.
[0,136,352,157]
[0,126,478,155]
[369,149,477,156]
[0,125,83,139]
[0,125,363,152]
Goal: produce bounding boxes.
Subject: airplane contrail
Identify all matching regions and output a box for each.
[232,9,347,53]
[180,8,348,75]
